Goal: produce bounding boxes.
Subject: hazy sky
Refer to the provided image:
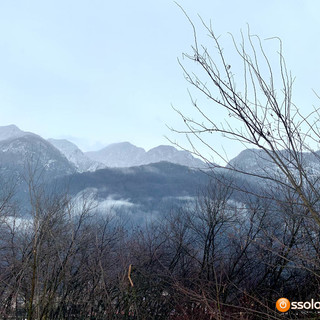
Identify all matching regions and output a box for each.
[1,1,320,162]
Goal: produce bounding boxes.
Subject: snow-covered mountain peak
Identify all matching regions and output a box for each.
[48,138,103,172]
[227,148,320,179]
[0,133,76,179]
[85,142,205,168]
[148,145,176,153]
[105,142,145,153]
[48,139,81,153]
[0,124,32,141]
[0,126,206,170]
[146,145,204,168]
[85,142,146,168]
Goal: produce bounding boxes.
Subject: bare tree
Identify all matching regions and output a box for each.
[170,7,320,227]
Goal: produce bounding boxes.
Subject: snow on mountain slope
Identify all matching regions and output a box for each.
[227,149,276,174]
[85,142,205,168]
[0,124,33,141]
[86,142,146,167]
[145,145,204,168]
[0,134,76,178]
[227,148,320,179]
[0,125,205,170]
[48,139,102,172]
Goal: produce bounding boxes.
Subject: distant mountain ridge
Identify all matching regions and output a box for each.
[0,125,206,172]
[5,124,320,220]
[4,125,320,179]
[0,126,76,183]
[0,124,34,141]
[85,142,205,168]
[48,139,103,172]
[227,148,320,179]
[86,142,146,168]
[0,124,258,219]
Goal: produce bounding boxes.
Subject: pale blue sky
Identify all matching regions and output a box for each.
[1,1,320,162]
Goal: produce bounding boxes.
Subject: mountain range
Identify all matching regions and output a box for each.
[227,148,320,179]
[0,125,75,179]
[0,125,206,173]
[85,142,205,169]
[3,124,319,221]
[48,138,102,172]
[0,125,212,217]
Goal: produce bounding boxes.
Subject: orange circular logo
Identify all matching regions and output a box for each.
[276,298,290,312]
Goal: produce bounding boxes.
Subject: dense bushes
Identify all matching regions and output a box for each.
[0,176,319,319]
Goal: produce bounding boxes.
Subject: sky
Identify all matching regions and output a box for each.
[0,1,320,163]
